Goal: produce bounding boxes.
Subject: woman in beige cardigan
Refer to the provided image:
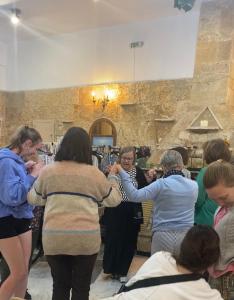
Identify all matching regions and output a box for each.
[28,127,122,300]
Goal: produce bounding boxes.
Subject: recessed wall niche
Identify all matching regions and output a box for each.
[187,107,223,133]
[89,118,117,146]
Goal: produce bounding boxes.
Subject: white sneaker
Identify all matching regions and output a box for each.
[119,276,127,283]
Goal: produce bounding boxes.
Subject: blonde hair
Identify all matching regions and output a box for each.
[9,125,42,150]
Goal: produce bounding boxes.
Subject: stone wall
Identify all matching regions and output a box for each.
[155,0,234,150]
[1,0,234,165]
[2,80,193,150]
[4,88,77,144]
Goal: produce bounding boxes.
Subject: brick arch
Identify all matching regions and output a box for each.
[89,118,117,146]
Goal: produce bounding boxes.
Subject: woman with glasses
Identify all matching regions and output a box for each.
[102,146,149,283]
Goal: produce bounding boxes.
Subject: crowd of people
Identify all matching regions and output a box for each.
[0,125,234,300]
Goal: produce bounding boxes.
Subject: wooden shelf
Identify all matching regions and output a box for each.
[154,118,175,122]
[120,103,136,107]
[187,127,220,133]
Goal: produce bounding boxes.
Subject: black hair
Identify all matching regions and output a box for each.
[175,225,220,273]
[55,127,92,165]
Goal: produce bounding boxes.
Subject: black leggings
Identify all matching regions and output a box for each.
[47,253,97,300]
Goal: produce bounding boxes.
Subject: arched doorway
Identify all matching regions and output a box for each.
[89,118,117,146]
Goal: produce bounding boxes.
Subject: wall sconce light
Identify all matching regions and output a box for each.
[91,89,116,110]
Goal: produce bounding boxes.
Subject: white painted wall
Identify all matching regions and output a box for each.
[7,12,200,91]
[0,41,7,90]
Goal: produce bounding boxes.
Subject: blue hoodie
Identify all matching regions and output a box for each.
[0,148,36,219]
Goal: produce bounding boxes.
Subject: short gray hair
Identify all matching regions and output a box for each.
[160,150,184,171]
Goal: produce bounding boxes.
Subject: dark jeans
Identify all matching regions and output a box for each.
[0,228,40,282]
[46,253,97,300]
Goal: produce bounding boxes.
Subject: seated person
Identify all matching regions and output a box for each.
[103,225,223,300]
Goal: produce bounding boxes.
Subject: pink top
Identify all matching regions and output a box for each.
[209,207,234,278]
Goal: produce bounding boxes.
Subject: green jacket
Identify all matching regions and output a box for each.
[195,167,218,226]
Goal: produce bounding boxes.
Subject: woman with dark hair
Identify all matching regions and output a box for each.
[102,146,149,283]
[195,139,231,226]
[28,127,121,300]
[0,125,43,300]
[103,225,223,300]
[203,161,234,300]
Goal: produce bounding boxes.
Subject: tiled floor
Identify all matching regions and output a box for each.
[27,253,147,299]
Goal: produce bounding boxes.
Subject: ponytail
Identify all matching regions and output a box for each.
[8,125,42,150]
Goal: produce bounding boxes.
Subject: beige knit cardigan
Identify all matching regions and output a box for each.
[28,161,121,255]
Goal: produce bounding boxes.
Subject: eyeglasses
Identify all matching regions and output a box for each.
[121,157,134,161]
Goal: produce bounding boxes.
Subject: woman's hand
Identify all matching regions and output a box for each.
[25,160,37,173]
[109,163,122,175]
[145,168,157,183]
[30,161,45,177]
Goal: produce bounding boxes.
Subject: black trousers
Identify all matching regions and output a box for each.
[46,253,97,300]
[103,204,140,276]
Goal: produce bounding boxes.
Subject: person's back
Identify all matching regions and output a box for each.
[151,175,197,231]
[27,127,122,300]
[29,160,121,255]
[195,167,218,226]
[103,225,223,300]
[103,252,222,300]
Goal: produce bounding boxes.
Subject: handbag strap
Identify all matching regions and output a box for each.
[119,273,203,293]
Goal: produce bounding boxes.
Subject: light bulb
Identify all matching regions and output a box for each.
[10,8,21,26]
[11,14,20,25]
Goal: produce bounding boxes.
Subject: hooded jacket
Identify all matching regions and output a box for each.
[0,148,35,219]
[103,252,223,300]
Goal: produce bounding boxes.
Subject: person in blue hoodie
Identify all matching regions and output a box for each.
[0,125,44,300]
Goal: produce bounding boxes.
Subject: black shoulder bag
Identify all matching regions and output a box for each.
[118,273,203,294]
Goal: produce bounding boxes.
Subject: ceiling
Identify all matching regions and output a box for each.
[0,0,202,42]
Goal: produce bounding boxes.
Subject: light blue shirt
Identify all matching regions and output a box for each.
[119,170,198,232]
